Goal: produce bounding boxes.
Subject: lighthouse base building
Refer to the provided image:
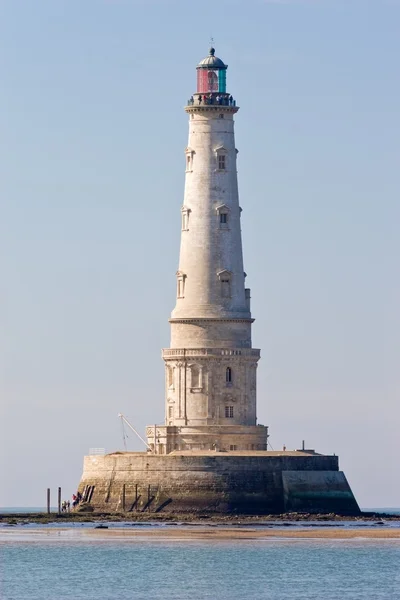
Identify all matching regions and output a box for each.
[78,48,359,515]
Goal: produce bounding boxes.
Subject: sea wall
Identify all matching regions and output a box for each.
[78,451,360,515]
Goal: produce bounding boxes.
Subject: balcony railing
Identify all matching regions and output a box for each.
[162,348,260,359]
[187,94,237,108]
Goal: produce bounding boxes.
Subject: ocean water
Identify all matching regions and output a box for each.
[1,536,400,600]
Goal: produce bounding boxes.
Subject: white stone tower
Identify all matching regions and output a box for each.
[146,48,268,454]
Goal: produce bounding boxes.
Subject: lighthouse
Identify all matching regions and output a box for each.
[146,48,268,454]
[78,47,360,516]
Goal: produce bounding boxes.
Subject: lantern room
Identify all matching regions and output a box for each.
[196,47,227,94]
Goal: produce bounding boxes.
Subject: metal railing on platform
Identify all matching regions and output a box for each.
[88,448,105,455]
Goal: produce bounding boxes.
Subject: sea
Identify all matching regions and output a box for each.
[1,509,400,600]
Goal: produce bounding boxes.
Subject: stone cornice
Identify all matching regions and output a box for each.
[185,105,239,114]
[169,317,254,324]
[162,348,261,360]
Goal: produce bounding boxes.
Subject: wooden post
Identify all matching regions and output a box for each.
[47,488,51,514]
[122,484,126,512]
[58,487,61,515]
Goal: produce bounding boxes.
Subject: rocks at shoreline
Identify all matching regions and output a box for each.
[0,511,399,526]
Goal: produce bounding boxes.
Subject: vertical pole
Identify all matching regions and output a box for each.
[302,440,305,451]
[47,488,51,514]
[122,484,126,512]
[135,484,138,507]
[58,487,61,515]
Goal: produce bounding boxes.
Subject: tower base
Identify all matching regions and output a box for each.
[77,450,360,515]
[146,424,268,454]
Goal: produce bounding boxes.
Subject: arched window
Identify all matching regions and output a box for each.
[226,367,232,384]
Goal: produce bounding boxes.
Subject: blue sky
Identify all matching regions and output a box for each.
[1,0,399,507]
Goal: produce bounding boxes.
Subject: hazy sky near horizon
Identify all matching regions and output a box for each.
[1,0,399,508]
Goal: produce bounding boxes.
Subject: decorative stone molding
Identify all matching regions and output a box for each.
[162,348,260,359]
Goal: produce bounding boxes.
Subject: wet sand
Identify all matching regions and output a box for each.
[1,526,400,542]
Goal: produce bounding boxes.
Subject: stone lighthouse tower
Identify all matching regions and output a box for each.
[78,47,360,516]
[146,48,268,454]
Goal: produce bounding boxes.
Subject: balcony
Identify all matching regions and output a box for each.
[162,348,260,359]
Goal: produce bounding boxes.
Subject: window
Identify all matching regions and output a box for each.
[167,366,174,389]
[208,70,218,92]
[185,147,195,172]
[230,445,237,451]
[215,146,228,171]
[219,114,224,119]
[191,364,200,388]
[190,364,204,391]
[226,367,232,384]
[221,277,231,298]
[181,206,190,231]
[168,406,173,419]
[176,271,186,298]
[216,204,230,229]
[225,406,234,418]
[218,269,232,298]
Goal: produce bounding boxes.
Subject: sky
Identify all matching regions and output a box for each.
[1,0,399,509]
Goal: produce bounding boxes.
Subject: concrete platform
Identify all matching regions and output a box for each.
[78,451,360,515]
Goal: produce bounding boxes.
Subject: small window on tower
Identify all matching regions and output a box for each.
[225,406,234,418]
[218,155,226,170]
[185,147,195,172]
[181,206,191,231]
[168,406,173,419]
[221,277,231,298]
[226,367,232,384]
[218,269,232,299]
[216,204,230,229]
[176,272,186,299]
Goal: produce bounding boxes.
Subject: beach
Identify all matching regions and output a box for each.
[1,525,400,543]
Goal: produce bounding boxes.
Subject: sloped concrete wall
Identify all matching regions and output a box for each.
[282,471,360,515]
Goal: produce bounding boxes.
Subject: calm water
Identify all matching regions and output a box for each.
[1,537,400,600]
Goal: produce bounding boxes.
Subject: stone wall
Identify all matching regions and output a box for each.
[78,451,359,515]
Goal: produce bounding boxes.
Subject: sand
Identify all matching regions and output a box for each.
[1,526,400,542]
